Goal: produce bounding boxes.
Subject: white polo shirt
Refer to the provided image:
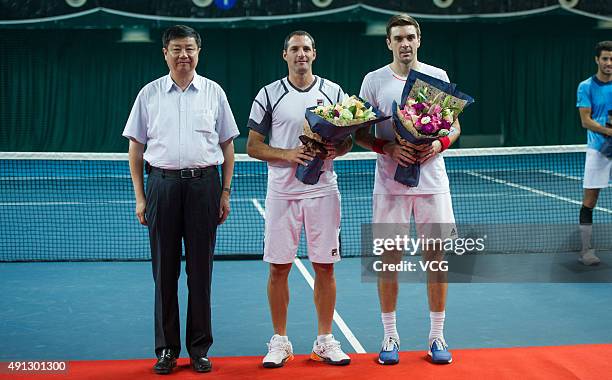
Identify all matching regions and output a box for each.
[247,76,344,200]
[122,73,239,169]
[359,63,451,195]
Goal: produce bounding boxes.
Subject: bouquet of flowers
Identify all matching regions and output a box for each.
[297,95,389,184]
[392,70,474,187]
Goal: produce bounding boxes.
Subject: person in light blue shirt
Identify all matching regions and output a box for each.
[576,40,612,266]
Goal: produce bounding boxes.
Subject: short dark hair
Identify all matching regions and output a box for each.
[283,30,316,51]
[386,14,421,39]
[162,25,201,49]
[595,41,612,58]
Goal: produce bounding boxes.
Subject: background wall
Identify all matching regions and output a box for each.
[1,15,609,152]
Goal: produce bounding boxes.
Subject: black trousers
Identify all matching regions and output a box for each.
[145,166,221,358]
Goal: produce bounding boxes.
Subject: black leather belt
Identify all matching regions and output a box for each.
[149,166,215,179]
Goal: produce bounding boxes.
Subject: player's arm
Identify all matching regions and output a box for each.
[246,87,314,165]
[579,108,612,136]
[246,129,314,166]
[448,118,461,145]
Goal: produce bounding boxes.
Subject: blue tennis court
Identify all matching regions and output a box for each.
[1,146,612,379]
[1,260,612,361]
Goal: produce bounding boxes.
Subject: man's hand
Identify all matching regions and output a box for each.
[218,192,230,225]
[322,142,339,160]
[383,142,419,167]
[322,137,352,160]
[399,139,431,152]
[283,146,315,165]
[135,197,147,225]
[418,140,442,163]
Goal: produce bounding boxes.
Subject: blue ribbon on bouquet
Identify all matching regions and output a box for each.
[296,100,389,185]
[393,70,474,187]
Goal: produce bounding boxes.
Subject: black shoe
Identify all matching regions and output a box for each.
[190,356,212,373]
[153,349,177,375]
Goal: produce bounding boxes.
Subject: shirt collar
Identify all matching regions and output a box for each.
[592,75,612,86]
[285,75,318,93]
[164,72,201,92]
[164,75,174,92]
[190,73,201,91]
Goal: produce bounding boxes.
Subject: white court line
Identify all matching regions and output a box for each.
[0,200,135,206]
[538,169,583,182]
[538,169,612,188]
[250,198,366,354]
[0,175,132,181]
[466,171,612,214]
[0,198,280,207]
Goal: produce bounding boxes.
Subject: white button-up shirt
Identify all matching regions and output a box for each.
[122,73,239,169]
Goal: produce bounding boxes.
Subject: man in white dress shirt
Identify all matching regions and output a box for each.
[356,14,460,365]
[123,25,239,375]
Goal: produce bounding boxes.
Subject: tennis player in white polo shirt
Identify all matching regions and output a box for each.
[246,30,352,368]
[355,14,460,365]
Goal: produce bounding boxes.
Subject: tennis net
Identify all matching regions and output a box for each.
[1,145,610,261]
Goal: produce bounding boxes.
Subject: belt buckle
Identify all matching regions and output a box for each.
[180,168,199,179]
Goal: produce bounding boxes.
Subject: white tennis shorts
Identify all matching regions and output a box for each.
[584,148,612,189]
[264,194,341,264]
[372,192,457,241]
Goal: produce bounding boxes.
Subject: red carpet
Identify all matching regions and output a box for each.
[3,344,610,380]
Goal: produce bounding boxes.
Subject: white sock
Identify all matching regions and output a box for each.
[579,224,592,252]
[274,334,289,342]
[429,311,445,343]
[317,334,333,344]
[381,311,399,339]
